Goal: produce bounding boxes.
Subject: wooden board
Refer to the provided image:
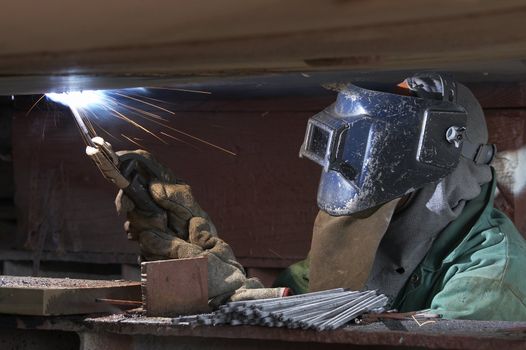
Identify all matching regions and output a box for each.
[141,257,209,316]
[0,276,140,315]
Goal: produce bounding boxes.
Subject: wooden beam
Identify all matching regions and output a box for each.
[0,276,141,315]
[141,257,209,316]
[1,1,526,94]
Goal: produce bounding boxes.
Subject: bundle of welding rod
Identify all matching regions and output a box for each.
[173,288,388,331]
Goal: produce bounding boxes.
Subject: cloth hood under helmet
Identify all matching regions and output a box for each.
[364,76,494,300]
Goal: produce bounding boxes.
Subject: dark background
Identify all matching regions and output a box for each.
[1,77,524,285]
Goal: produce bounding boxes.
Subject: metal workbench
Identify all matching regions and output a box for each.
[1,313,525,350]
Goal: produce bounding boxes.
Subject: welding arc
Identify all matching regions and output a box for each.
[44,88,236,156]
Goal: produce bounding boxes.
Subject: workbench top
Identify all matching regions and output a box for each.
[1,312,525,350]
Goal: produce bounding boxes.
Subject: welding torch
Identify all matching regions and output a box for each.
[71,106,163,214]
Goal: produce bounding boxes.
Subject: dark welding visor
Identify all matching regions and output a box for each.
[299,79,494,216]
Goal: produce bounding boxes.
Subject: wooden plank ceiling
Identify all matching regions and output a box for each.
[0,1,526,94]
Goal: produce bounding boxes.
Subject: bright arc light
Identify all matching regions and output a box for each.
[45,90,107,109]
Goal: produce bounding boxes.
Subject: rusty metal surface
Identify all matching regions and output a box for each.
[3,1,526,96]
[0,313,525,349]
[82,314,526,350]
[142,257,209,316]
[0,329,79,350]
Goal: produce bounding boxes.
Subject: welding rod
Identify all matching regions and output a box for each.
[219,290,347,314]
[274,291,366,318]
[317,295,383,329]
[284,307,334,323]
[288,291,382,330]
[256,290,359,312]
[282,292,374,317]
[175,289,388,332]
[294,290,377,327]
[294,293,382,330]
[317,295,388,331]
[223,288,346,308]
[251,293,356,319]
[325,297,387,330]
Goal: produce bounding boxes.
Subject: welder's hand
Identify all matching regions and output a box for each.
[134,213,253,301]
[113,150,287,304]
[114,149,215,241]
[140,216,287,305]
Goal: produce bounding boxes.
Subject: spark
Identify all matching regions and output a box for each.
[88,115,121,144]
[162,124,237,156]
[110,96,237,156]
[107,106,168,145]
[128,94,177,106]
[148,87,212,95]
[111,100,168,122]
[26,94,46,116]
[160,131,201,151]
[44,88,236,156]
[123,111,236,156]
[121,133,148,150]
[110,92,175,115]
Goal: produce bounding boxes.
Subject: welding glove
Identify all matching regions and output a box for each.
[308,198,400,292]
[113,150,287,305]
[114,150,215,242]
[137,216,287,306]
[184,217,289,306]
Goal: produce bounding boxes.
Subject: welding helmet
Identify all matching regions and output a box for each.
[300,73,496,216]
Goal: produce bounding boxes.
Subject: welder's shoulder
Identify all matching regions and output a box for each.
[432,208,526,320]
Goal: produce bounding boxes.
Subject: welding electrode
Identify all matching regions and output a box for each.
[172,289,388,331]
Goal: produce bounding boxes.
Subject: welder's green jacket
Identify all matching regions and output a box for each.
[274,176,526,320]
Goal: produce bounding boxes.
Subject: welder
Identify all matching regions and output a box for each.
[274,73,526,321]
[110,73,526,320]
